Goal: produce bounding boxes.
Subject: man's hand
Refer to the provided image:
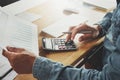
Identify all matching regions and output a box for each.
[2,46,36,74]
[66,23,101,42]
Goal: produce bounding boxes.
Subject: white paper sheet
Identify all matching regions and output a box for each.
[42,14,88,37]
[0,11,39,79]
[16,12,42,22]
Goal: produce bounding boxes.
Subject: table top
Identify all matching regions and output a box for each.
[14,0,106,80]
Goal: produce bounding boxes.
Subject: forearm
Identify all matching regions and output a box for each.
[32,57,102,80]
[32,56,120,80]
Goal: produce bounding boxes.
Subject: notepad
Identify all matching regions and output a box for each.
[42,14,88,37]
[0,11,39,79]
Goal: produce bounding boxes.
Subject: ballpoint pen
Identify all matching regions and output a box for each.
[63,30,93,34]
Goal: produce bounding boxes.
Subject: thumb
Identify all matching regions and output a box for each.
[2,49,12,59]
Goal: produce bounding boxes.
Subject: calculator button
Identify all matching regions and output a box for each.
[61,41,64,43]
[58,46,62,50]
[62,46,66,49]
[72,45,76,48]
[61,43,65,46]
[54,45,59,50]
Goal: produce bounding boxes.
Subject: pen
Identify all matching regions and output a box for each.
[63,30,93,34]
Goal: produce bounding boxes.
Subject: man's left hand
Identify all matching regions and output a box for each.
[2,46,36,74]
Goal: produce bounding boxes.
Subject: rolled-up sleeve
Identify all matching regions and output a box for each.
[95,12,113,37]
[32,57,102,80]
[32,57,65,80]
[32,55,120,80]
[98,12,112,31]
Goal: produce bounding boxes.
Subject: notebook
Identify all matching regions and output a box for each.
[0,10,39,79]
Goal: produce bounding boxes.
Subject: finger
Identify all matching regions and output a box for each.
[6,46,17,52]
[71,24,84,40]
[71,29,78,40]
[66,26,75,42]
[6,46,24,52]
[66,34,72,42]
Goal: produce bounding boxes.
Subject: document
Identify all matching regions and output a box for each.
[0,11,39,79]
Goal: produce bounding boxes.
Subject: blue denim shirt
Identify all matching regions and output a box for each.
[32,3,120,80]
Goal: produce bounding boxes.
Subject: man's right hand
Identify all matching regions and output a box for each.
[66,23,101,42]
[2,46,37,74]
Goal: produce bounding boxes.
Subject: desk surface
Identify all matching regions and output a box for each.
[14,0,106,80]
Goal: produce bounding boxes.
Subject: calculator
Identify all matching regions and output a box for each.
[42,38,77,51]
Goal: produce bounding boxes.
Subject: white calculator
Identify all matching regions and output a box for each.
[42,38,77,51]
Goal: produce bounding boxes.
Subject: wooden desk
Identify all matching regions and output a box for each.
[14,0,106,80]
